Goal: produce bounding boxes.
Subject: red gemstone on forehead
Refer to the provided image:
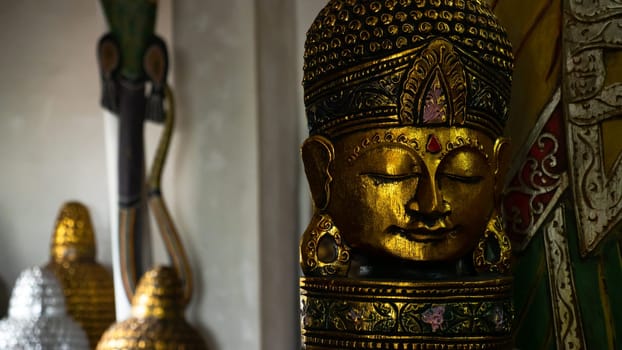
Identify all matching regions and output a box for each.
[426,135,442,153]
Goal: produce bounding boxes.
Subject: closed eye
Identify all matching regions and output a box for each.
[361,173,421,185]
[442,173,483,184]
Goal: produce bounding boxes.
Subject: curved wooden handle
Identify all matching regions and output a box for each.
[147,86,194,305]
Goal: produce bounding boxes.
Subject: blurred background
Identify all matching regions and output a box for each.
[0,1,325,349]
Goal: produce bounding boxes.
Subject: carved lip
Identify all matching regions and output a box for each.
[387,225,457,243]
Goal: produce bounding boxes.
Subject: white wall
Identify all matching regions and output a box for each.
[0,0,175,314]
[172,1,259,349]
[0,1,111,313]
[0,0,329,349]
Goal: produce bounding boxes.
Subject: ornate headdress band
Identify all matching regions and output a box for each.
[303,0,514,138]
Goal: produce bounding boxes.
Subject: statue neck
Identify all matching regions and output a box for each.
[348,251,477,280]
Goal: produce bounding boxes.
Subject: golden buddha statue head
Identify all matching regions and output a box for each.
[301,0,514,279]
[300,2,515,347]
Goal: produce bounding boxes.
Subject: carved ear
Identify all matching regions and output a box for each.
[493,137,511,205]
[97,33,121,113]
[143,35,169,123]
[301,136,334,211]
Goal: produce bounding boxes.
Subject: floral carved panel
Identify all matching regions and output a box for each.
[563,0,622,256]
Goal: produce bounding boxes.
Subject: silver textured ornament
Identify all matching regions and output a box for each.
[0,267,90,349]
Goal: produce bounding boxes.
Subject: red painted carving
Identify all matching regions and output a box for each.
[502,104,568,249]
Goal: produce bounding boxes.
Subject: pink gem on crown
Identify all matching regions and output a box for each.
[422,72,448,124]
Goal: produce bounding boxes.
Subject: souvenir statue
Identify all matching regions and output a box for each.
[0,267,89,349]
[299,0,514,348]
[97,3,202,345]
[45,201,115,348]
[97,1,194,319]
[96,267,206,350]
[97,0,167,308]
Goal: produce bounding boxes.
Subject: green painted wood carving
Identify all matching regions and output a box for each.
[496,0,622,348]
[99,0,156,81]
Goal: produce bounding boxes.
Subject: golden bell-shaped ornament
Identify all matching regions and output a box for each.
[44,201,116,348]
[0,266,90,349]
[97,266,207,350]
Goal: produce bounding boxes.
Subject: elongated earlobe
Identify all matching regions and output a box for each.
[301,136,334,211]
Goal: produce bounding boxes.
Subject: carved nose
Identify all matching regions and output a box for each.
[406,176,450,224]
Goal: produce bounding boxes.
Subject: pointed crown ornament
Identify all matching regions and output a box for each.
[300,0,515,349]
[0,267,89,349]
[45,202,116,349]
[96,267,207,350]
[50,201,97,262]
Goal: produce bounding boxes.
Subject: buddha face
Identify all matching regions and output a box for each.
[303,126,509,262]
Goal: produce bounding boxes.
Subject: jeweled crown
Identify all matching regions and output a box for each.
[303,0,514,138]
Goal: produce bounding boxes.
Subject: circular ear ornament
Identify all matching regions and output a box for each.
[300,214,351,277]
[473,215,512,274]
